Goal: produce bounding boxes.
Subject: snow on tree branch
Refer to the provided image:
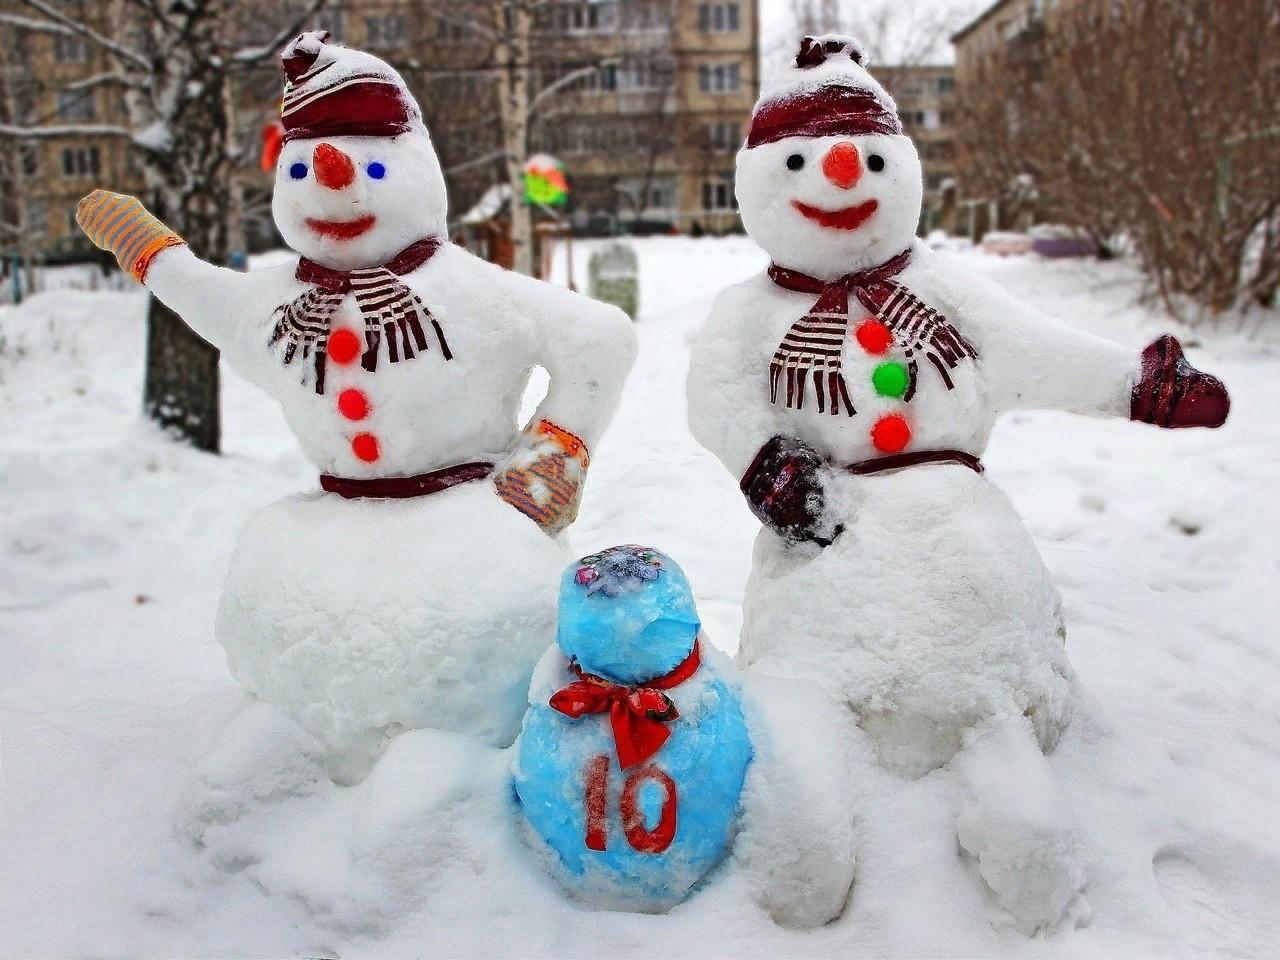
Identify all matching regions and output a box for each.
[230,0,329,66]
[0,12,74,34]
[0,123,132,140]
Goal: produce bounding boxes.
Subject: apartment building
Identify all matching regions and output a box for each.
[0,0,759,264]
[875,65,956,234]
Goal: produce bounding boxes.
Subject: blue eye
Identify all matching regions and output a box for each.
[367,162,386,180]
[288,162,308,180]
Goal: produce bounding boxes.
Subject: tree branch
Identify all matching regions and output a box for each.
[0,12,73,34]
[231,0,329,66]
[0,123,133,139]
[16,0,150,70]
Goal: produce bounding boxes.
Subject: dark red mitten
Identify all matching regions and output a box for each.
[1131,335,1230,428]
[741,436,841,546]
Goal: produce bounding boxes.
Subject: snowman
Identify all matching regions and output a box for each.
[513,546,752,911]
[75,32,636,798]
[686,36,1230,932]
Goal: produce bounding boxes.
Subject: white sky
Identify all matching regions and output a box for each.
[759,0,991,74]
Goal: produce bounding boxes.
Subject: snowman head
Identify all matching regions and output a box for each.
[270,32,447,270]
[736,36,922,279]
[557,546,701,685]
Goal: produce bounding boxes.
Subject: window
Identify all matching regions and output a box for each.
[60,146,100,178]
[365,13,407,49]
[936,75,955,93]
[698,62,740,93]
[698,3,740,32]
[25,201,46,232]
[701,178,736,211]
[52,35,89,63]
[589,60,672,94]
[20,145,38,177]
[56,90,95,121]
[435,14,466,40]
[704,121,741,151]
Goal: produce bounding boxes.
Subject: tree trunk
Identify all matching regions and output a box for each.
[143,297,220,452]
[497,1,534,275]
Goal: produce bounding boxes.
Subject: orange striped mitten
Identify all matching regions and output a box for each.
[494,418,590,535]
[75,190,185,283]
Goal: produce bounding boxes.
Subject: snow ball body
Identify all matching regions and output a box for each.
[513,548,752,911]
[218,481,568,763]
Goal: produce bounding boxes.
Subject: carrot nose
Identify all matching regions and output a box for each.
[313,142,355,191]
[822,142,862,189]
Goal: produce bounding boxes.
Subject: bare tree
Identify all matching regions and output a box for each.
[790,0,980,66]
[0,0,322,451]
[956,0,1280,319]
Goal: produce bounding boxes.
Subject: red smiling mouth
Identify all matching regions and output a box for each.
[791,199,879,231]
[305,214,376,240]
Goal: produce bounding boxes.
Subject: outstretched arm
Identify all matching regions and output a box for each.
[950,265,1228,428]
[76,191,263,353]
[493,276,637,534]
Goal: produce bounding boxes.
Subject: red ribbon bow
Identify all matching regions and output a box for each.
[549,642,701,769]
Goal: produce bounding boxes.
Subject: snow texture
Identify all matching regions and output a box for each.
[1,238,1278,957]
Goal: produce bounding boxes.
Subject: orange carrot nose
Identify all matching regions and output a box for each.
[822,142,862,189]
[313,142,355,190]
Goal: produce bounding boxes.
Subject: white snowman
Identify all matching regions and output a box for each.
[76,32,636,798]
[687,36,1230,932]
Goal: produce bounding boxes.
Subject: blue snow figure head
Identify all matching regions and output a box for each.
[558,545,700,684]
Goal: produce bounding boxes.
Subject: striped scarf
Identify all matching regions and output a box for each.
[269,237,451,394]
[767,249,976,416]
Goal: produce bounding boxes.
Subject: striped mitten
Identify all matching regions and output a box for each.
[75,190,184,283]
[494,419,589,535]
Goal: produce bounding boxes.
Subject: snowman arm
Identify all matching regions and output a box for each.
[492,276,636,534]
[687,287,789,477]
[75,190,268,358]
[143,246,268,351]
[950,268,1137,418]
[523,282,637,451]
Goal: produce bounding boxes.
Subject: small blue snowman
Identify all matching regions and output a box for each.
[513,545,752,911]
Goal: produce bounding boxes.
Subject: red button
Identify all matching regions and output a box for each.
[855,319,893,355]
[871,414,911,453]
[351,433,380,462]
[337,388,369,420]
[328,329,361,364]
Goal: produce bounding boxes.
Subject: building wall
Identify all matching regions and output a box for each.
[876,65,956,234]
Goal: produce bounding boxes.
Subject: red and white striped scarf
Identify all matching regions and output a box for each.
[269,236,451,394]
[767,249,976,416]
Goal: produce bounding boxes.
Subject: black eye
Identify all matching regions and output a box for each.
[786,153,805,171]
[867,154,885,172]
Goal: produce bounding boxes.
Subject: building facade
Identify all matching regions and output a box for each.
[0,0,759,265]
[875,65,956,235]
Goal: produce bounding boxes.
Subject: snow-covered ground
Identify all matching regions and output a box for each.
[1,237,1277,957]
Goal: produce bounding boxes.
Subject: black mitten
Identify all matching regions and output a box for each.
[740,436,841,546]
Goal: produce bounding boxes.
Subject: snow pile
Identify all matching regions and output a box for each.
[1,239,1278,956]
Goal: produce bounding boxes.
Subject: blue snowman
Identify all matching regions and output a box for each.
[513,545,753,911]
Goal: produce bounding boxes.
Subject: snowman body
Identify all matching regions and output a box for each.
[132,35,634,764]
[515,644,751,910]
[688,40,1138,774]
[512,547,752,910]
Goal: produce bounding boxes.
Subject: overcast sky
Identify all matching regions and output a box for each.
[759,0,991,76]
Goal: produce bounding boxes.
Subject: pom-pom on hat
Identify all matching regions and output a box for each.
[279,30,421,143]
[746,34,902,148]
[557,545,701,685]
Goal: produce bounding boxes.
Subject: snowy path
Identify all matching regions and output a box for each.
[1,238,1277,957]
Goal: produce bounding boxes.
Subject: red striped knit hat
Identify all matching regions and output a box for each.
[279,31,421,143]
[746,35,902,148]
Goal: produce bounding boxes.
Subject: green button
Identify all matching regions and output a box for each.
[872,361,909,398]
